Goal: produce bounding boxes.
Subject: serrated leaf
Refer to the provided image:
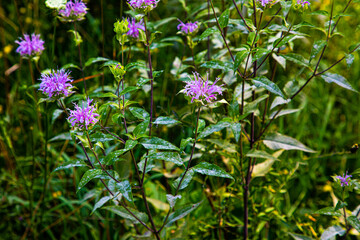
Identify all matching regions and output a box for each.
[166,194,182,208]
[192,162,233,180]
[140,137,179,151]
[165,201,202,227]
[77,169,111,193]
[153,116,180,125]
[129,107,150,120]
[310,40,326,62]
[198,120,231,139]
[200,60,233,71]
[321,73,358,92]
[199,28,220,41]
[91,196,111,215]
[116,180,133,202]
[320,226,345,240]
[246,149,279,161]
[234,50,249,70]
[347,216,360,232]
[173,169,195,190]
[103,206,148,224]
[282,53,309,67]
[314,207,342,216]
[148,152,183,165]
[52,160,87,172]
[252,76,286,99]
[263,133,316,153]
[84,57,109,68]
[219,9,230,28]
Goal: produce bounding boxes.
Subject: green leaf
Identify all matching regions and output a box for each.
[165,201,202,227]
[173,169,195,190]
[180,137,193,151]
[118,86,140,97]
[192,162,233,180]
[140,137,179,151]
[133,120,149,138]
[244,94,269,115]
[200,60,233,71]
[269,109,300,119]
[52,160,87,172]
[247,31,260,45]
[77,169,111,193]
[334,201,347,211]
[321,73,358,92]
[314,207,342,216]
[84,57,109,68]
[153,116,180,125]
[103,206,148,224]
[198,27,220,41]
[91,196,112,215]
[166,194,182,208]
[116,180,133,202]
[138,158,155,173]
[219,9,230,28]
[252,150,284,178]
[253,48,271,61]
[148,152,183,165]
[137,77,151,87]
[234,50,249,70]
[288,232,314,240]
[310,40,326,62]
[263,133,316,153]
[89,133,118,142]
[347,216,360,232]
[252,76,286,99]
[125,140,138,150]
[230,122,241,143]
[346,54,355,68]
[272,53,286,70]
[104,150,128,165]
[320,226,345,240]
[198,120,231,139]
[282,53,309,67]
[129,107,150,120]
[246,149,279,161]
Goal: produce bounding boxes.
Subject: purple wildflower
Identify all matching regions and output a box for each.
[183,72,223,104]
[39,69,73,98]
[127,18,145,38]
[15,33,44,58]
[68,99,99,130]
[128,0,159,9]
[58,0,87,21]
[336,173,352,187]
[258,0,271,6]
[297,0,310,7]
[177,20,199,34]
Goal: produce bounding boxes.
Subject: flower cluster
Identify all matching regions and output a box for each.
[58,0,87,22]
[127,18,145,38]
[183,72,223,104]
[177,20,199,34]
[39,69,73,98]
[128,0,159,9]
[15,33,44,58]
[68,99,99,130]
[336,173,352,187]
[296,0,310,8]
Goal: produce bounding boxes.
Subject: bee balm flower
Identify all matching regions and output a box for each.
[127,18,145,38]
[336,173,352,187]
[177,20,199,34]
[39,69,73,98]
[68,99,99,130]
[58,0,87,22]
[183,72,223,104]
[15,33,44,58]
[128,0,159,9]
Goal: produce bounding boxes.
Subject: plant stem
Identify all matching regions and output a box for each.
[73,22,87,96]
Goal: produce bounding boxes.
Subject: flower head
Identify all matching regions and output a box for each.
[127,18,145,38]
[128,0,159,9]
[39,69,73,98]
[336,173,352,187]
[257,0,278,7]
[15,33,44,58]
[183,72,223,104]
[68,99,99,130]
[177,20,199,34]
[58,0,87,22]
[296,0,310,8]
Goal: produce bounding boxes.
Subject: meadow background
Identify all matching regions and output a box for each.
[0,0,360,239]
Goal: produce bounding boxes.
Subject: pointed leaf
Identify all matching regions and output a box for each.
[84,57,109,68]
[282,53,309,67]
[173,169,195,190]
[198,120,231,139]
[91,196,112,215]
[103,206,148,224]
[52,160,87,172]
[320,226,345,240]
[310,40,326,62]
[116,180,133,202]
[77,169,111,193]
[200,60,233,71]
[252,76,286,98]
[321,73,358,92]
[199,27,220,41]
[263,133,316,153]
[192,162,233,180]
[246,149,279,161]
[129,107,150,120]
[140,137,179,151]
[269,109,300,119]
[148,152,183,165]
[230,122,242,143]
[289,232,314,240]
[118,86,140,97]
[219,9,230,28]
[166,194,182,208]
[133,120,149,137]
[347,216,360,232]
[234,50,249,70]
[165,201,202,227]
[153,116,180,125]
[314,207,342,216]
[252,150,284,178]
